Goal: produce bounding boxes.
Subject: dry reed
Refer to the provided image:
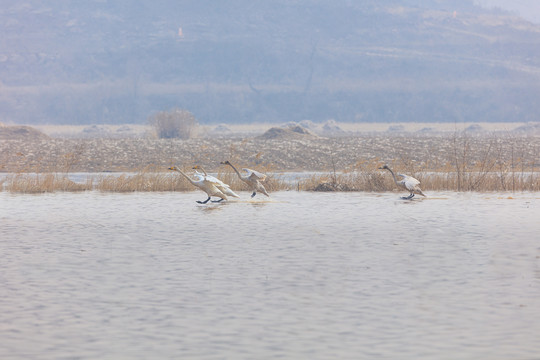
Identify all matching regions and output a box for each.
[304,169,540,193]
[302,131,540,192]
[3,132,539,193]
[4,173,92,193]
[95,165,192,192]
[4,167,539,194]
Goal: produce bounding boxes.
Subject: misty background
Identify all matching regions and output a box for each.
[1,0,540,126]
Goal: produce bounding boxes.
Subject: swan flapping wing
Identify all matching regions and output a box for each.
[202,174,229,187]
[243,168,267,181]
[218,186,240,198]
[399,174,421,191]
[210,178,240,197]
[201,174,240,198]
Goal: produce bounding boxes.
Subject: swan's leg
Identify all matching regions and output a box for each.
[211,198,225,203]
[251,191,256,198]
[197,196,211,204]
[401,193,414,200]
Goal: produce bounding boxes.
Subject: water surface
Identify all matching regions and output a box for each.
[1,191,539,359]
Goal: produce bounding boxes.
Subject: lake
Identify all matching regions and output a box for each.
[1,191,539,359]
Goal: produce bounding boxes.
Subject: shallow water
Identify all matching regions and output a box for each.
[1,191,539,359]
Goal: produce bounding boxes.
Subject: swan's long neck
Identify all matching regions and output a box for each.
[385,167,399,185]
[226,162,243,179]
[173,168,196,185]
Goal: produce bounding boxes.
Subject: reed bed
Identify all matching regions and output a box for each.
[3,167,539,194]
[93,164,291,192]
[2,132,539,193]
[304,133,540,192]
[4,173,92,193]
[300,172,387,192]
[95,165,192,192]
[303,169,540,192]
[304,161,540,193]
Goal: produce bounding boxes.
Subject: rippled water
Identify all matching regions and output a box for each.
[1,191,539,359]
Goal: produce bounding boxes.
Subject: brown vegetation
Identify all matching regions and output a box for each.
[2,132,539,173]
[1,131,539,193]
[4,173,92,193]
[95,166,191,192]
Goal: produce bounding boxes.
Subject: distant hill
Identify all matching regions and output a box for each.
[0,124,49,140]
[1,0,540,125]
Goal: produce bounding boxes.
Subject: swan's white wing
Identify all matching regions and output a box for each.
[193,172,222,186]
[217,186,240,198]
[399,174,421,191]
[203,175,230,188]
[204,181,228,198]
[203,174,220,183]
[243,168,267,181]
[201,175,239,198]
[193,178,226,198]
[193,173,205,181]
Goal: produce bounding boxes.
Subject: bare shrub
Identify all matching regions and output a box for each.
[149,108,198,139]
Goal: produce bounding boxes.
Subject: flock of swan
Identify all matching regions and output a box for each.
[168,161,269,204]
[168,162,425,203]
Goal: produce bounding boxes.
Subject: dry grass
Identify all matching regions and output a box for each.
[93,164,291,193]
[95,165,191,192]
[4,166,539,194]
[4,173,92,193]
[2,132,539,193]
[304,156,540,193]
[303,169,540,193]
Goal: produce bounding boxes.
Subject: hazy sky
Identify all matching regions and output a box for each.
[475,0,540,23]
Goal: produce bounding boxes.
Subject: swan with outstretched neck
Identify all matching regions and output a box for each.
[168,166,230,204]
[379,164,426,200]
[220,160,269,198]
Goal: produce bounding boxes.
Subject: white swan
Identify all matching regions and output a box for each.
[192,165,240,199]
[379,164,426,199]
[220,160,269,198]
[168,166,228,204]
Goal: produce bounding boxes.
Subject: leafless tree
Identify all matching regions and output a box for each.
[149,108,198,139]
